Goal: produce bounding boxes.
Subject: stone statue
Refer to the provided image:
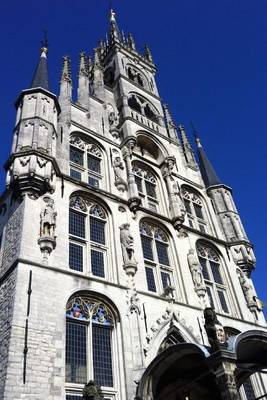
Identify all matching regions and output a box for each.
[204,307,227,352]
[120,223,136,264]
[237,269,256,306]
[113,156,124,181]
[83,380,103,400]
[187,249,205,290]
[108,111,117,127]
[40,198,57,238]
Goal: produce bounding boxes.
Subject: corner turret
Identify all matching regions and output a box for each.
[196,135,256,275]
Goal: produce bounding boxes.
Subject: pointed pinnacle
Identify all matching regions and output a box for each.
[144,44,153,63]
[61,56,72,83]
[79,52,88,77]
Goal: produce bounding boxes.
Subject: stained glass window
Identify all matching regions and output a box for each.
[66,296,114,388]
[70,169,82,181]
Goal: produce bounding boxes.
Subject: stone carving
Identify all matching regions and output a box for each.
[19,156,31,167]
[82,380,103,400]
[112,149,127,192]
[38,197,57,264]
[204,307,227,352]
[40,197,57,238]
[187,249,206,294]
[120,223,136,269]
[37,157,48,168]
[237,268,259,310]
[231,244,256,274]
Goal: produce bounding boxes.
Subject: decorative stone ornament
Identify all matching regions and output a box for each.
[187,249,207,301]
[38,196,57,264]
[112,149,127,192]
[82,380,103,400]
[119,223,137,276]
[204,308,227,352]
[237,268,260,313]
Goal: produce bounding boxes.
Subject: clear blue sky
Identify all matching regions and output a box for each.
[0,1,266,310]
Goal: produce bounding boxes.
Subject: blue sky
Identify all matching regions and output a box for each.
[0,1,266,310]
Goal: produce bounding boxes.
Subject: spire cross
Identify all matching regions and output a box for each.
[40,30,49,57]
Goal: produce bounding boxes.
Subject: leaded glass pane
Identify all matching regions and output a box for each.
[141,236,154,261]
[184,199,192,214]
[66,321,87,383]
[145,267,156,292]
[210,261,223,284]
[88,176,99,188]
[69,210,85,238]
[90,217,105,244]
[70,169,82,181]
[145,181,157,199]
[91,250,105,277]
[69,243,83,272]
[161,271,170,289]
[135,176,143,193]
[199,257,210,280]
[70,146,84,166]
[156,241,169,265]
[218,290,229,313]
[92,325,113,387]
[194,203,204,219]
[88,154,101,173]
[206,286,215,309]
[66,396,82,400]
[242,378,256,400]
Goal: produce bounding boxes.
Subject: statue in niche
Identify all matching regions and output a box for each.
[237,269,257,306]
[120,223,136,264]
[187,249,205,290]
[108,111,117,127]
[40,197,57,238]
[113,156,124,181]
[204,307,227,352]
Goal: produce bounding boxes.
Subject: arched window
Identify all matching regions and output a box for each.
[132,163,158,212]
[196,242,229,314]
[65,295,115,392]
[69,135,103,189]
[69,196,107,277]
[140,221,174,295]
[127,66,145,88]
[127,94,159,125]
[182,187,208,233]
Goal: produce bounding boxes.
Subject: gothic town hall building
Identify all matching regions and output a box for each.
[0,10,266,400]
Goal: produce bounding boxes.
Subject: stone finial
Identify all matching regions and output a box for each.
[61,56,72,83]
[144,44,153,63]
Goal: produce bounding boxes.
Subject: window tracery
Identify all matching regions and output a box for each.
[65,295,115,391]
[69,196,107,277]
[127,66,147,89]
[140,221,174,296]
[182,187,209,233]
[132,164,158,211]
[196,242,229,314]
[69,135,103,188]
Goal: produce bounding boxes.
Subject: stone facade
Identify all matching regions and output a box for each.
[0,9,266,400]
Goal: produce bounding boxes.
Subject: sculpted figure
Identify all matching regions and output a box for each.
[204,307,227,352]
[120,223,136,264]
[187,249,205,289]
[237,269,256,305]
[113,156,124,180]
[40,198,57,238]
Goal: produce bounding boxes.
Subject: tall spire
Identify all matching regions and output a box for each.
[30,37,50,91]
[109,8,122,42]
[196,136,222,188]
